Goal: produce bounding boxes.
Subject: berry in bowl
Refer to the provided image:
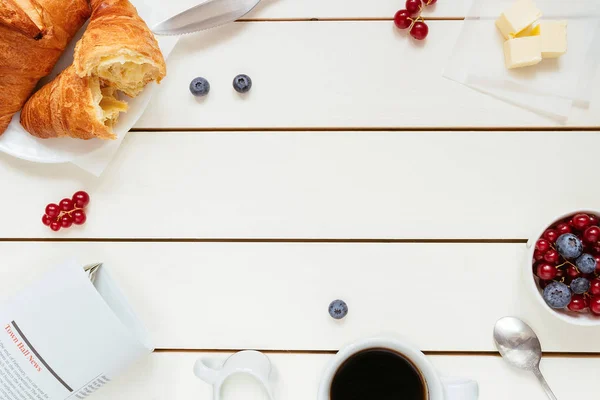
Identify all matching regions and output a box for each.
[527,211,600,325]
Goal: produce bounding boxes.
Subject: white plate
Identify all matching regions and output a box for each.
[0,0,178,164]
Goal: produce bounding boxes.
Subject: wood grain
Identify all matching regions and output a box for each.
[136,21,600,130]
[1,131,599,240]
[93,352,600,399]
[1,242,599,352]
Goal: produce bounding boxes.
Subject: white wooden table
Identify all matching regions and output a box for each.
[1,1,600,399]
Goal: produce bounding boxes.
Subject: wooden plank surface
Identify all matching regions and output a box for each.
[2,131,599,240]
[1,242,599,352]
[136,21,600,129]
[158,0,469,21]
[95,352,600,400]
[2,2,598,398]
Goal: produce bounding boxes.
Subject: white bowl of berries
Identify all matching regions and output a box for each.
[527,211,600,326]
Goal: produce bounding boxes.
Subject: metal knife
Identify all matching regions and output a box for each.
[152,0,262,36]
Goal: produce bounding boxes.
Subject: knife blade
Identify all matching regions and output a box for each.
[152,0,261,36]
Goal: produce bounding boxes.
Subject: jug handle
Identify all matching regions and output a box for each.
[441,377,479,400]
[194,359,220,385]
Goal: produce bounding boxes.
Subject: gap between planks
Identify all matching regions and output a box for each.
[236,17,465,22]
[154,349,600,358]
[131,127,600,132]
[0,238,527,243]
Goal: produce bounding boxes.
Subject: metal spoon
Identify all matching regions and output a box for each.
[493,317,557,400]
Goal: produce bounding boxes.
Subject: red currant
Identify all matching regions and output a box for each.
[594,255,600,273]
[542,229,559,243]
[583,226,600,244]
[73,209,87,225]
[539,280,551,289]
[566,265,581,279]
[50,221,61,232]
[394,10,412,29]
[410,21,428,40]
[59,198,75,212]
[555,268,565,278]
[72,191,90,208]
[571,213,591,231]
[543,249,560,264]
[536,263,557,280]
[568,294,588,312]
[590,297,600,315]
[589,214,599,226]
[45,203,60,218]
[405,0,422,16]
[555,223,572,235]
[42,214,52,226]
[590,279,600,296]
[535,239,551,252]
[533,249,545,262]
[591,243,600,255]
[60,214,74,228]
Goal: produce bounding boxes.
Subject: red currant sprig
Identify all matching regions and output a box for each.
[394,0,436,40]
[42,191,90,232]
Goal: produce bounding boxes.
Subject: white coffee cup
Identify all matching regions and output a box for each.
[318,337,479,400]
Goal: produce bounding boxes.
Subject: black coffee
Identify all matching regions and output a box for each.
[330,348,426,400]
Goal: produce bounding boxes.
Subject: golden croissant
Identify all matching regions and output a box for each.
[0,0,90,134]
[21,0,166,140]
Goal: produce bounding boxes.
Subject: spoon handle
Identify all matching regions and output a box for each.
[533,368,557,400]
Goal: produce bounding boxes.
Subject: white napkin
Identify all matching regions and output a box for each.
[444,0,600,123]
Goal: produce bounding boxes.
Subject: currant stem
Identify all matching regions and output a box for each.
[408,15,425,31]
[55,207,83,222]
[556,260,577,269]
[405,0,433,31]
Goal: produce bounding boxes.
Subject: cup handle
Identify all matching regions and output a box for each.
[441,377,479,400]
[194,358,220,385]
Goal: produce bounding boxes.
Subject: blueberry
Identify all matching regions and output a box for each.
[570,277,591,294]
[542,281,572,309]
[555,233,583,260]
[233,74,252,93]
[576,253,597,274]
[190,77,210,97]
[328,299,348,320]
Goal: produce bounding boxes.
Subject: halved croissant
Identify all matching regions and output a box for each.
[74,0,166,97]
[0,0,90,134]
[21,0,166,140]
[19,66,127,140]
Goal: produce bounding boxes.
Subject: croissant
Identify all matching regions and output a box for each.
[0,0,90,134]
[21,0,166,140]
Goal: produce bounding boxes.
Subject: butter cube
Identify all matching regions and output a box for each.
[539,21,567,58]
[495,0,542,39]
[503,36,542,69]
[516,23,540,38]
